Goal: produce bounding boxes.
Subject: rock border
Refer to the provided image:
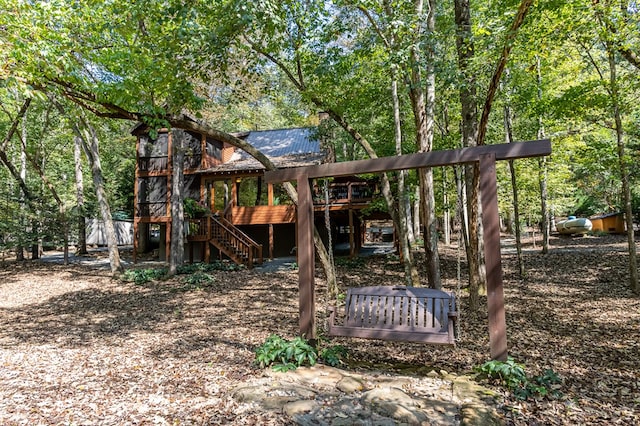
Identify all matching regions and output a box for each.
[230,365,502,425]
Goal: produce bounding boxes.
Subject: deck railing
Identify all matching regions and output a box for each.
[314,182,376,205]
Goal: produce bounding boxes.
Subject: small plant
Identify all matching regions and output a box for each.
[254,334,318,372]
[319,344,348,367]
[183,197,210,218]
[179,271,215,290]
[120,268,166,285]
[176,261,241,275]
[475,357,562,400]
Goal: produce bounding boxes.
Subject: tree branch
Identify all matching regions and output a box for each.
[477,0,534,146]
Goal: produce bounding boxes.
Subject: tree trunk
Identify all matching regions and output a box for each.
[169,130,187,276]
[413,186,421,240]
[476,0,535,146]
[442,169,450,246]
[75,120,124,276]
[19,121,28,261]
[392,72,419,286]
[536,56,550,254]
[409,0,441,289]
[0,99,36,262]
[503,87,524,277]
[74,135,88,255]
[19,112,72,265]
[455,0,481,308]
[607,45,638,294]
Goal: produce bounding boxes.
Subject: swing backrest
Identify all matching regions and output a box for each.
[329,285,457,345]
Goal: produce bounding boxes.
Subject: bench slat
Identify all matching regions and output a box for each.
[328,286,456,345]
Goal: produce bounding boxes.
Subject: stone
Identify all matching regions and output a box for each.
[230,381,317,410]
[427,370,440,378]
[271,365,345,389]
[362,387,428,425]
[363,387,419,407]
[336,376,365,393]
[460,403,503,426]
[283,399,318,417]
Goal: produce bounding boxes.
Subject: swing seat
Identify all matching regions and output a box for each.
[328,286,457,345]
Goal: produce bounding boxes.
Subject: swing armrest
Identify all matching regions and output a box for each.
[448,311,458,319]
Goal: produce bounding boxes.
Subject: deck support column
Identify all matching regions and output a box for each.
[349,208,355,258]
[269,224,274,260]
[479,154,508,361]
[297,174,316,341]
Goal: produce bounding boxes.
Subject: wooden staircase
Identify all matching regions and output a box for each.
[187,216,263,268]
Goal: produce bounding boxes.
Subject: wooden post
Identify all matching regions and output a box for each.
[133,136,140,264]
[205,217,211,263]
[349,208,355,258]
[165,132,173,264]
[268,183,274,206]
[165,221,171,263]
[479,154,508,361]
[133,220,138,264]
[269,223,274,260]
[297,174,316,341]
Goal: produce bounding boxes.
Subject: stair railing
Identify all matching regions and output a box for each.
[209,215,263,268]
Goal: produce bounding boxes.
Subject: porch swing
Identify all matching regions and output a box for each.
[322,179,459,346]
[327,285,458,345]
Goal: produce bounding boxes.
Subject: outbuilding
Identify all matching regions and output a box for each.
[589,212,625,234]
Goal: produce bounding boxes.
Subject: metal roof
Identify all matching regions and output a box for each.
[239,127,320,159]
[197,127,326,175]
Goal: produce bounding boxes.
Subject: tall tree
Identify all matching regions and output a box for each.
[74,135,88,255]
[73,116,124,276]
[454,0,482,309]
[168,130,187,276]
[593,0,639,293]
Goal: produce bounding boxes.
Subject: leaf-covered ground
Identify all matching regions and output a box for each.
[0,234,638,424]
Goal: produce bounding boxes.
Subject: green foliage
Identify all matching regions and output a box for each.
[120,261,243,288]
[178,271,215,290]
[183,197,209,218]
[120,268,167,285]
[319,344,348,367]
[254,335,318,372]
[176,261,243,274]
[475,357,562,400]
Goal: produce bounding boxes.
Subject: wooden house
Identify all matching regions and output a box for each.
[589,212,626,234]
[132,125,386,267]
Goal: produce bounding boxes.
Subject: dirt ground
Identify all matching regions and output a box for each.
[0,234,639,424]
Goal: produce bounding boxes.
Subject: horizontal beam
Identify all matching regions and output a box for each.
[265,139,551,183]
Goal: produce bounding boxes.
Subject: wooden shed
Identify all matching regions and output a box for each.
[589,212,625,234]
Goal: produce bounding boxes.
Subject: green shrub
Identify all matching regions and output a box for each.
[179,271,215,290]
[120,268,167,285]
[319,344,348,367]
[176,261,242,275]
[475,357,562,400]
[255,335,318,372]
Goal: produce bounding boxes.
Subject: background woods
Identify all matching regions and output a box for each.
[1,2,640,290]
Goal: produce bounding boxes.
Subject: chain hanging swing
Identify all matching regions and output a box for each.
[323,178,334,271]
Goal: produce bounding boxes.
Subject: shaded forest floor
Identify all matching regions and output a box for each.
[0,234,639,424]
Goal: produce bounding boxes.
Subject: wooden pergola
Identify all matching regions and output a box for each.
[265,139,551,360]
